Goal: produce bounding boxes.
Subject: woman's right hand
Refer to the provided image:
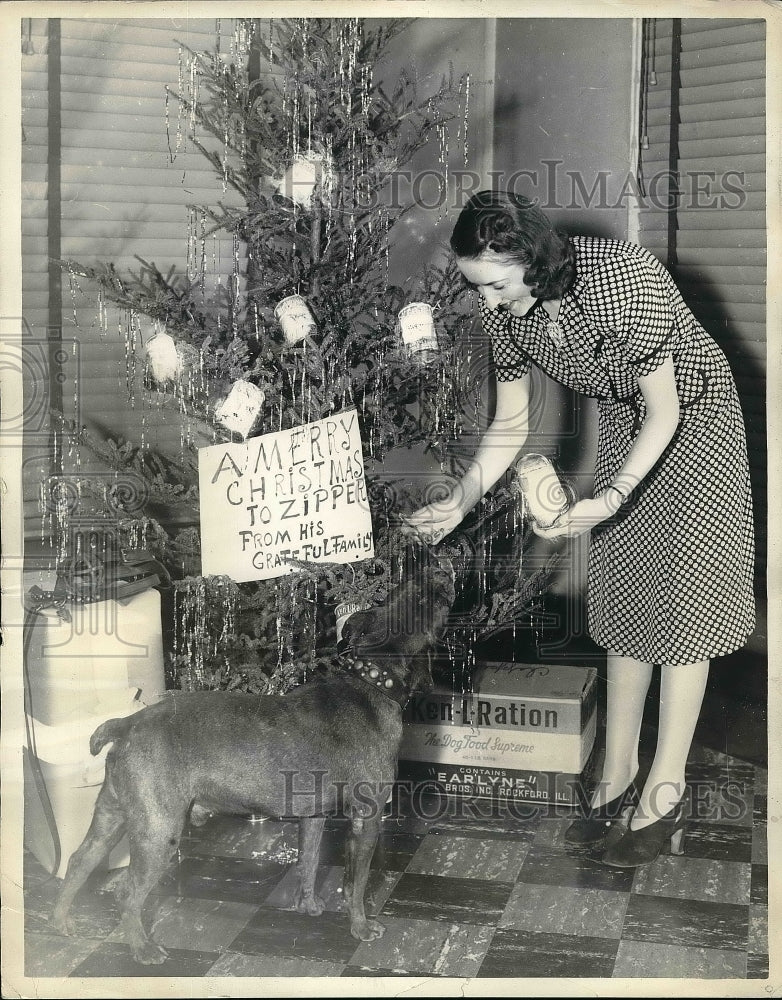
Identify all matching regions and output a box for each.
[402,374,531,546]
[401,491,468,545]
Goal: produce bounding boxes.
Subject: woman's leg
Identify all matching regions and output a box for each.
[592,652,654,807]
[630,659,710,830]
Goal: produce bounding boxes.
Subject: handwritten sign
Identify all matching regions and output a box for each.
[198,409,374,582]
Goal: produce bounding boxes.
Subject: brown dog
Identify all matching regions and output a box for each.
[52,546,455,964]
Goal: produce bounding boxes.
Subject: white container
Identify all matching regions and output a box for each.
[25,588,165,725]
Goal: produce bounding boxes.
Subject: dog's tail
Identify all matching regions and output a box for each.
[90,715,135,756]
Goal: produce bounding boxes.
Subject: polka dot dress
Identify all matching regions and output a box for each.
[480,236,755,665]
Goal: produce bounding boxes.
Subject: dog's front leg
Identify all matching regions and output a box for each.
[344,814,385,941]
[294,816,326,916]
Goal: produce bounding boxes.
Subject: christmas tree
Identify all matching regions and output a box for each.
[56,17,551,695]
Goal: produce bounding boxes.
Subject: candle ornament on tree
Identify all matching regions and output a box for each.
[215,379,266,439]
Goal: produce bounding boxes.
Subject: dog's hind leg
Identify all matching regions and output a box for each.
[117,807,187,965]
[344,813,385,941]
[53,779,126,936]
[294,816,326,916]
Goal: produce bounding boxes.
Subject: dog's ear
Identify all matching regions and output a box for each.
[340,606,386,654]
[408,653,434,693]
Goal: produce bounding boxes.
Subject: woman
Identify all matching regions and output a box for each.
[404,189,755,866]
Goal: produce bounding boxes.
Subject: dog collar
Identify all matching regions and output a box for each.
[339,655,409,707]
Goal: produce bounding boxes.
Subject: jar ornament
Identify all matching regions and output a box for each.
[398,302,439,362]
[274,295,317,346]
[215,379,266,439]
[144,329,182,383]
[276,151,332,209]
[514,453,571,529]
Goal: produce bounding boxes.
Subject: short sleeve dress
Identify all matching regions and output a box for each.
[480,236,756,665]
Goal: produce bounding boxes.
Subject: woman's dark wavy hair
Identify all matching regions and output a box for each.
[450,190,576,300]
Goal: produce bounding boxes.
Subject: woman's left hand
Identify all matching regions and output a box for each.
[532,498,614,540]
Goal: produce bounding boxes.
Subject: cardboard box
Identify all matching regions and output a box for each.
[398,662,598,805]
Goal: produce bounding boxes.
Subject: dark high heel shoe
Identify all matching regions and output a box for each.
[600,797,686,868]
[565,780,640,848]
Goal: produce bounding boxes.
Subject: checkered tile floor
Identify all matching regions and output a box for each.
[23,740,768,982]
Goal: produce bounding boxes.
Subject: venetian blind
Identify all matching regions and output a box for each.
[21,19,55,545]
[58,18,247,442]
[636,16,766,574]
[21,20,50,343]
[22,17,253,542]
